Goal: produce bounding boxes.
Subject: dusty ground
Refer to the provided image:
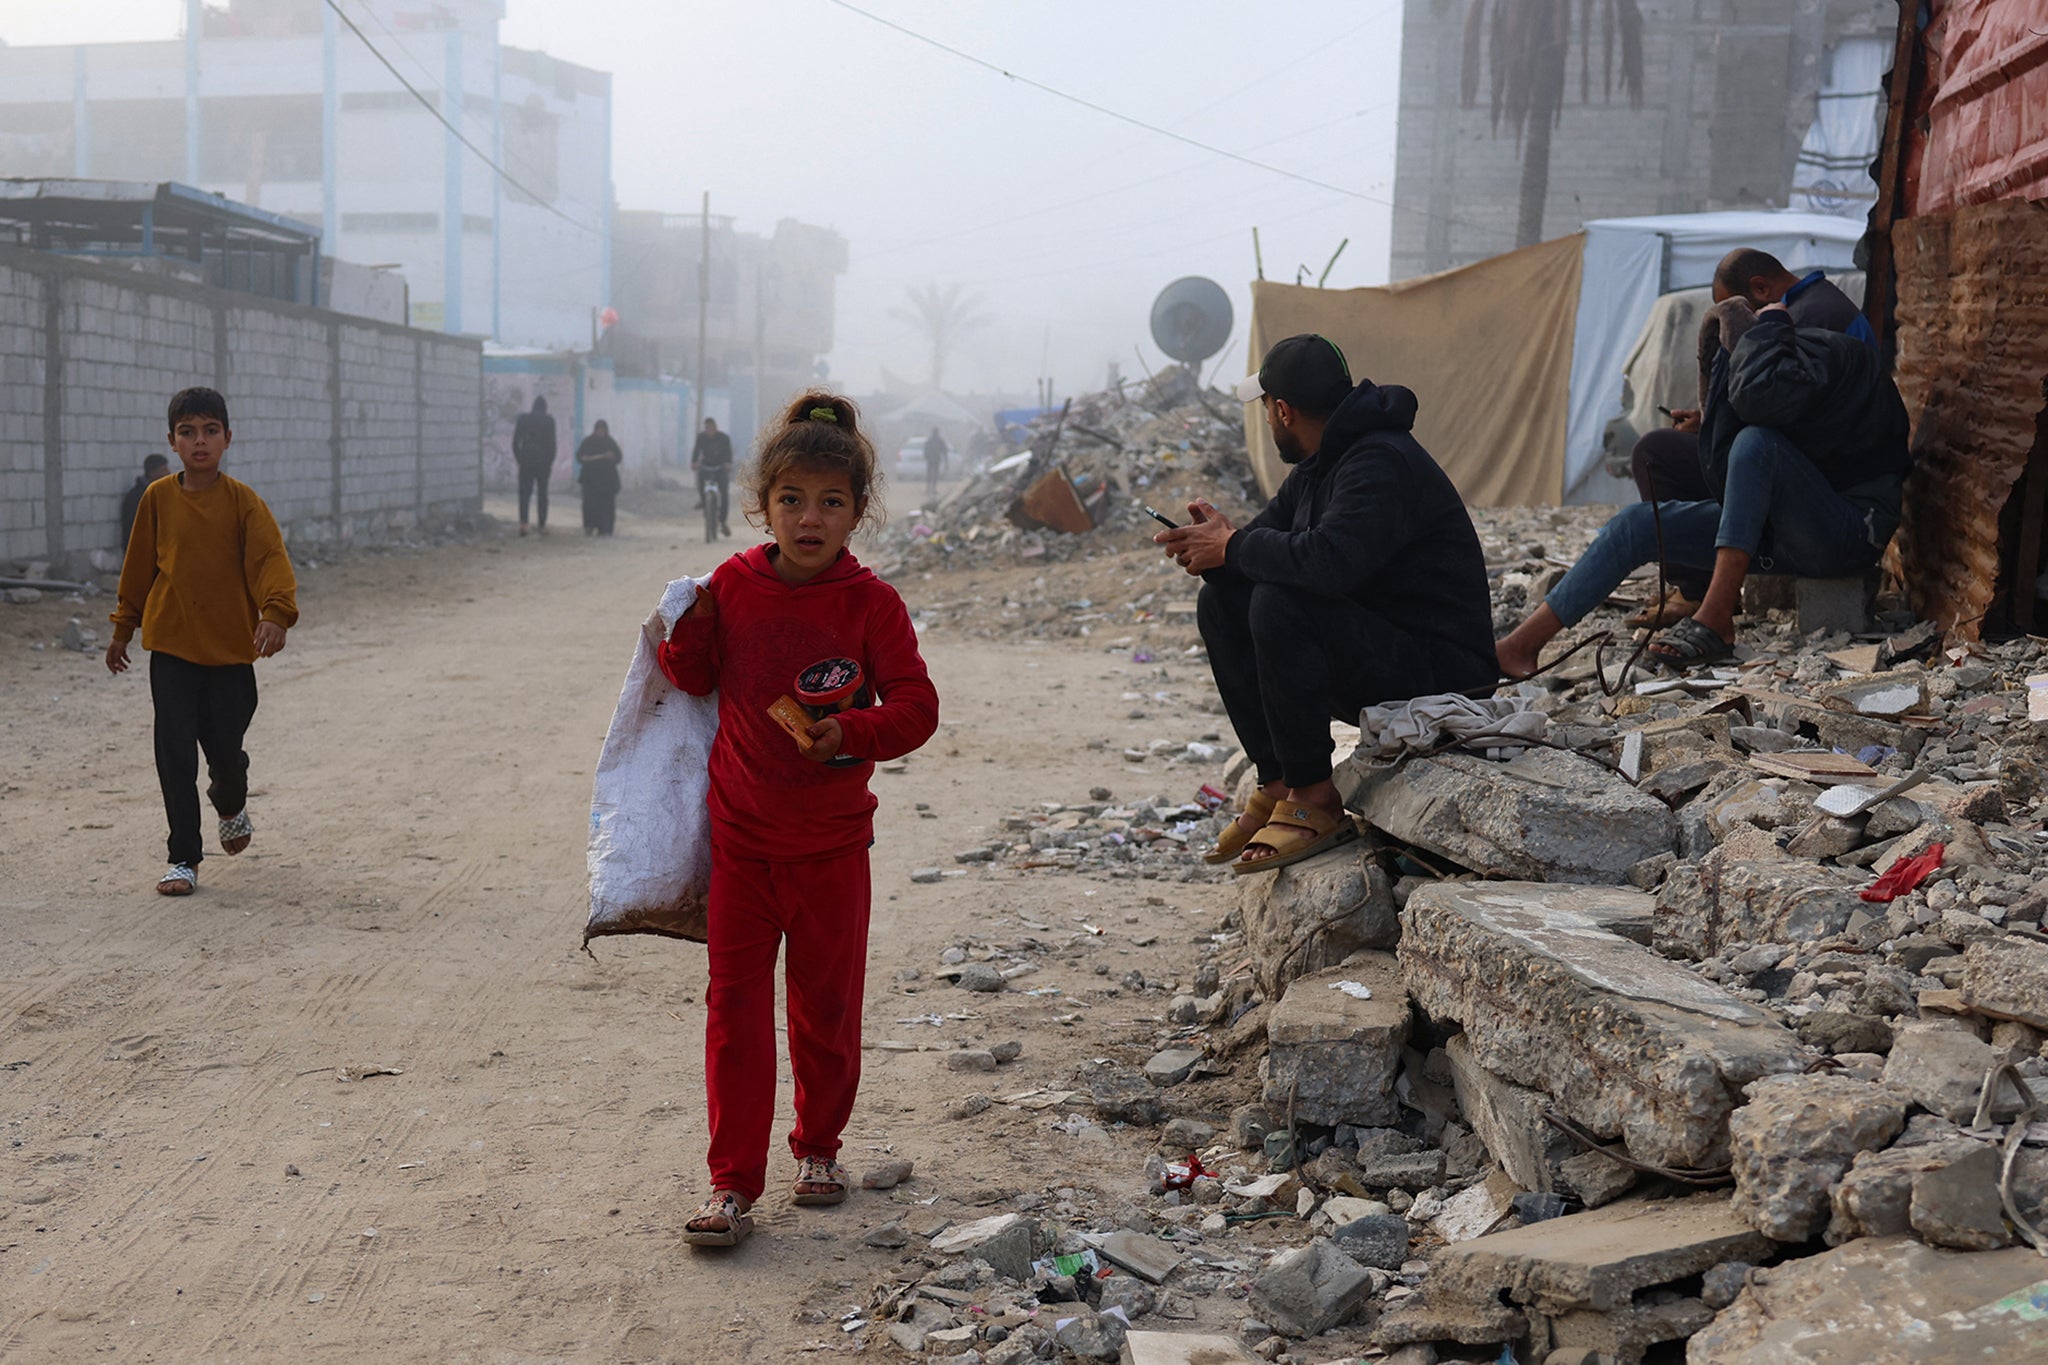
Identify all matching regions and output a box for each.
[0,487,1261,1362]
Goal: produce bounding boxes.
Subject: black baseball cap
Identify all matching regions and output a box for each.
[1234,333,1353,409]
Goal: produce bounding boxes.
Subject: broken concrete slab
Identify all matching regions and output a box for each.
[1373,1295,1524,1349]
[1248,1237,1375,1338]
[1445,1033,1578,1193]
[1236,843,1400,997]
[1118,1330,1260,1365]
[1726,1073,1908,1242]
[1144,1048,1204,1087]
[928,1212,1036,1281]
[1401,882,1805,1169]
[1961,934,2048,1030]
[1546,1296,1714,1365]
[1653,846,1868,960]
[1331,1213,1410,1270]
[1882,1024,2027,1124]
[1687,1236,2048,1363]
[1346,747,1674,885]
[1428,1192,1773,1315]
[1262,954,1410,1128]
[1095,1230,1184,1284]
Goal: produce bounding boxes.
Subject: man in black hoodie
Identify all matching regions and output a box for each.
[1156,333,1497,874]
[512,396,558,537]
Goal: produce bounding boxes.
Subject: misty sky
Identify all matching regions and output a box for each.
[0,0,1402,398]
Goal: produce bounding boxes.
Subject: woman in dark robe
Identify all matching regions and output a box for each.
[577,419,624,536]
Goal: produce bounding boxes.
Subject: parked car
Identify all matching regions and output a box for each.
[894,435,929,479]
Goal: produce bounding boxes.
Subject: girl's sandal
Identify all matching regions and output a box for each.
[1202,790,1277,865]
[682,1190,753,1247]
[791,1156,849,1207]
[157,863,196,896]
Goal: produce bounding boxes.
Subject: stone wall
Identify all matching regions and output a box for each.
[0,243,482,572]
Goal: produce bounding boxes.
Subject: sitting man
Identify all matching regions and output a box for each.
[1626,249,1873,627]
[1155,334,1497,875]
[1496,295,1909,678]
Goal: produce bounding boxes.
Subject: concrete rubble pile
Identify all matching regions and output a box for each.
[876,369,1260,578]
[872,540,2048,1365]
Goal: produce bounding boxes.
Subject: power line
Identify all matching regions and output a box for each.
[819,0,1486,233]
[319,0,596,237]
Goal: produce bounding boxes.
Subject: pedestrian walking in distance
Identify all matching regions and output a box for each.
[513,395,557,536]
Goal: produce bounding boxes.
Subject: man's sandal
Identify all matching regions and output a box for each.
[1202,790,1277,865]
[1625,587,1702,630]
[682,1190,754,1247]
[157,863,196,896]
[1233,804,1357,877]
[1646,616,1735,671]
[791,1156,849,1207]
[219,810,253,856]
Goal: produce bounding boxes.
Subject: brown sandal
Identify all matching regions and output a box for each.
[1203,790,1277,865]
[682,1190,753,1247]
[791,1156,849,1207]
[1233,803,1357,876]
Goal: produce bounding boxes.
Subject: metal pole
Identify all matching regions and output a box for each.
[694,190,710,430]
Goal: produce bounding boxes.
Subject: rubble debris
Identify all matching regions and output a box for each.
[1960,933,2048,1028]
[1726,1073,1908,1242]
[1881,1025,2028,1124]
[927,1212,1037,1281]
[1401,881,1804,1169]
[1248,1237,1376,1338]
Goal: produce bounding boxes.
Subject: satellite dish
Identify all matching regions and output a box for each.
[1149,276,1233,364]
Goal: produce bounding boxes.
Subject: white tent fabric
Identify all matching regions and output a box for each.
[1564,211,1866,503]
[1792,37,1889,216]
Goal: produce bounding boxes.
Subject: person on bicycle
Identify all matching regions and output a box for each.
[692,417,734,539]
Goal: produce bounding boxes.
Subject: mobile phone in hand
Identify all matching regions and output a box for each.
[1142,505,1180,529]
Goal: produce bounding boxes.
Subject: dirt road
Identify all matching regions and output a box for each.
[0,498,1242,1361]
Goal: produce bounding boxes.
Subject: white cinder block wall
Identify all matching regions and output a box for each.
[0,245,483,573]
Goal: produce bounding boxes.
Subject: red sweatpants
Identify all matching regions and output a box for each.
[703,843,872,1204]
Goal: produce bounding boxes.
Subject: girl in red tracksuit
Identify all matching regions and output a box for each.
[656,391,939,1249]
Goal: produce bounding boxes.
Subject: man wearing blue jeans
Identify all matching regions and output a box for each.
[1495,298,1910,677]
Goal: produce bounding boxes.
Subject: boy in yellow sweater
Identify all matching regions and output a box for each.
[107,388,299,896]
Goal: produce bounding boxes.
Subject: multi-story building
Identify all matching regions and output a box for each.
[0,0,610,349]
[1389,0,1896,281]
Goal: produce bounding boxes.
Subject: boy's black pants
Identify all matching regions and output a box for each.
[1196,575,1445,790]
[150,651,258,867]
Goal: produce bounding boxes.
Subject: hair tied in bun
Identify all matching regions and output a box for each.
[807,406,839,424]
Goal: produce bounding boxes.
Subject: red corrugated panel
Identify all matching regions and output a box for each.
[1902,0,2048,215]
[1892,198,2048,637]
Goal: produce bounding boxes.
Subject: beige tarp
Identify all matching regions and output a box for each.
[1243,233,1584,506]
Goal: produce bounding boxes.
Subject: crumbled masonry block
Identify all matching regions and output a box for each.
[1401,882,1804,1169]
[1262,955,1409,1127]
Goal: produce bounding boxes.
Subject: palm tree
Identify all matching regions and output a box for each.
[892,282,989,393]
[1462,0,1645,248]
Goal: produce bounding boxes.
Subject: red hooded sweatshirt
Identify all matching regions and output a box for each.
[657,544,939,861]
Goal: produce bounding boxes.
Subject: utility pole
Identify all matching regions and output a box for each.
[694,191,710,434]
[752,269,767,434]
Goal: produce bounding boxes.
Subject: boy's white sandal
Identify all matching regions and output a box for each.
[220,810,253,856]
[157,863,196,896]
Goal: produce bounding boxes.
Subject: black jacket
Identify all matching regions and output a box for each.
[1217,380,1497,692]
[513,408,557,466]
[692,430,733,470]
[1700,312,1910,543]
